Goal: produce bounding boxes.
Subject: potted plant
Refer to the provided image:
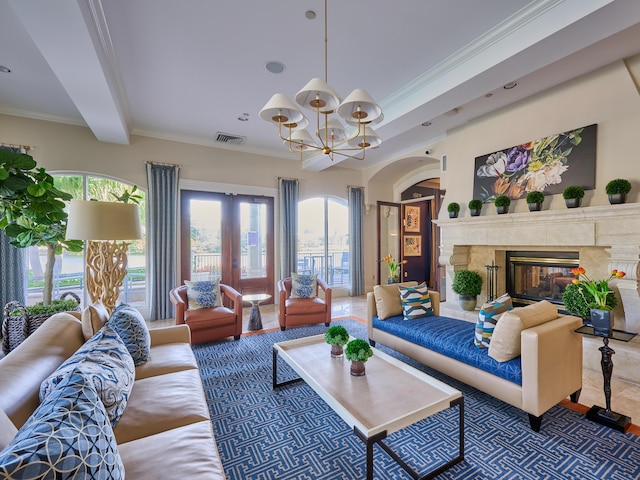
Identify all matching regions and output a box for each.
[382,254,406,284]
[325,325,350,358]
[605,178,631,205]
[452,269,483,311]
[562,185,584,208]
[344,338,373,376]
[494,195,511,214]
[447,202,460,219]
[525,191,545,212]
[468,199,482,217]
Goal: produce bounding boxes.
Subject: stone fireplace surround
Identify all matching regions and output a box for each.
[434,203,640,384]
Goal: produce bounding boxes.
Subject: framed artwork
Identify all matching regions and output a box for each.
[473,124,597,203]
[404,205,420,232]
[404,235,422,256]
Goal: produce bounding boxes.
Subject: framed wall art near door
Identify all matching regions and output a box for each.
[404,205,420,232]
[404,235,422,256]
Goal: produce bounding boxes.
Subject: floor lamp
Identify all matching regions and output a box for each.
[66,200,142,313]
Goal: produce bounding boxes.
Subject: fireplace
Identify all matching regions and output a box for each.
[506,251,579,309]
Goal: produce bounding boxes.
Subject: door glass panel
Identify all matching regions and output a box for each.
[240,202,267,279]
[189,199,222,281]
[327,198,349,286]
[378,204,400,283]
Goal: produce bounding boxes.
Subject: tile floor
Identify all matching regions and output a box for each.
[151,295,640,428]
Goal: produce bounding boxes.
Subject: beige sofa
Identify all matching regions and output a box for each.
[367,286,583,431]
[0,310,225,478]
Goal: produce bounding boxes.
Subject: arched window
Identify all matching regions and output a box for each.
[26,174,147,313]
[297,197,349,287]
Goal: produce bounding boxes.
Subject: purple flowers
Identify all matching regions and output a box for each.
[505,145,530,173]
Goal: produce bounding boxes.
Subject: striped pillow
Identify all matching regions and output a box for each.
[474,293,513,348]
[399,283,433,320]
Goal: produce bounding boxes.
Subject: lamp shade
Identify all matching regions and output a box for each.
[347,125,382,148]
[318,118,348,143]
[66,200,142,241]
[284,129,318,151]
[259,93,304,125]
[337,88,382,123]
[295,78,341,112]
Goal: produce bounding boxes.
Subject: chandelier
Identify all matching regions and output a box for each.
[259,0,382,162]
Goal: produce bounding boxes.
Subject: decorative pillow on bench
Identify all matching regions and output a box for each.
[373,281,418,320]
[474,293,513,348]
[399,282,433,320]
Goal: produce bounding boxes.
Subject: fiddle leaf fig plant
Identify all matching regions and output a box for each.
[0,149,83,305]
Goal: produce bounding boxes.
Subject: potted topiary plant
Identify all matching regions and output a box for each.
[344,338,373,376]
[605,178,631,205]
[526,191,545,212]
[452,269,483,311]
[468,199,482,217]
[447,202,460,219]
[494,195,511,214]
[325,325,350,358]
[562,185,584,208]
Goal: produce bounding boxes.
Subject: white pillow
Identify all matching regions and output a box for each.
[185,279,222,309]
[290,273,317,299]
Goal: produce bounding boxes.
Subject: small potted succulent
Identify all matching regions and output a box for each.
[494,195,511,214]
[344,338,373,376]
[525,191,545,212]
[447,202,460,219]
[562,185,584,208]
[325,325,350,358]
[451,269,483,311]
[468,199,482,217]
[605,178,631,205]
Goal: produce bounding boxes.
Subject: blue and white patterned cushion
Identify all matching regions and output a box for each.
[0,371,125,479]
[107,303,151,366]
[184,279,222,309]
[39,324,135,426]
[290,273,317,299]
[474,293,513,348]
[399,282,433,320]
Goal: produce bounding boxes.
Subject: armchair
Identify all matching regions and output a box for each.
[170,283,243,344]
[278,277,332,331]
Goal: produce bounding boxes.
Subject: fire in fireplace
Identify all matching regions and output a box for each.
[506,251,579,308]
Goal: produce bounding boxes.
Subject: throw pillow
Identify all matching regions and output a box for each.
[474,293,513,348]
[0,408,17,451]
[81,300,110,341]
[0,371,125,479]
[184,279,222,309]
[488,300,558,362]
[372,282,417,320]
[290,272,317,299]
[107,303,151,366]
[399,283,433,320]
[40,324,135,427]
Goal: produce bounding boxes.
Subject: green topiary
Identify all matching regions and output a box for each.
[344,338,374,362]
[447,202,460,213]
[494,195,511,207]
[562,282,616,319]
[451,269,483,296]
[562,185,584,199]
[325,325,350,346]
[605,178,631,195]
[526,191,545,204]
[468,199,482,210]
[10,298,79,317]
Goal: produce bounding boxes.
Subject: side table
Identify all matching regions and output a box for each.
[243,293,271,331]
[575,325,637,432]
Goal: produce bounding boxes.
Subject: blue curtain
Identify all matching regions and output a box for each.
[278,178,298,279]
[0,146,27,311]
[348,186,364,296]
[146,163,179,320]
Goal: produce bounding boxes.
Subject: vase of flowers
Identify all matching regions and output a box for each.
[325,325,350,358]
[570,266,625,336]
[345,338,373,376]
[383,254,407,284]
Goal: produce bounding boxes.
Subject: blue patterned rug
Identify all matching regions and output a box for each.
[192,319,640,479]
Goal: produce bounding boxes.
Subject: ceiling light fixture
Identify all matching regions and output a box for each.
[259,0,382,162]
[503,81,518,90]
[0,66,11,73]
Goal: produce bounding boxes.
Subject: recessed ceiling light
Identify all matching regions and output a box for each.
[0,65,11,73]
[238,113,249,122]
[265,61,285,74]
[421,121,432,127]
[305,10,316,20]
[485,93,493,98]
[503,81,518,90]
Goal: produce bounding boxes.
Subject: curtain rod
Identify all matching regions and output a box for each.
[347,185,364,189]
[146,160,180,167]
[1,143,34,151]
[277,176,299,181]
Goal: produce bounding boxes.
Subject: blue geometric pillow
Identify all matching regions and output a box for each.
[399,282,433,320]
[39,324,135,427]
[474,293,513,348]
[184,279,222,309]
[0,371,125,479]
[290,273,317,299]
[107,303,151,366]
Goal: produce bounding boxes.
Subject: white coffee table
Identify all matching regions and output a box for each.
[273,334,464,480]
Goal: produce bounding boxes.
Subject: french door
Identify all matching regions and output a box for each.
[180,190,274,300]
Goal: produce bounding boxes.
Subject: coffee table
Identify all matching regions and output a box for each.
[273,334,464,480]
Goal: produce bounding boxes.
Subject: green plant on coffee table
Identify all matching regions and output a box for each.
[605,178,631,195]
[325,325,350,346]
[452,270,483,296]
[526,191,545,204]
[494,195,511,208]
[562,185,584,199]
[447,202,460,213]
[344,338,373,362]
[468,199,482,210]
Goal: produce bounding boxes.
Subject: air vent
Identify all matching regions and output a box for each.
[215,132,246,145]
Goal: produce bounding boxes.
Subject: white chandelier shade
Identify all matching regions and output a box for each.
[336,88,382,123]
[284,129,318,152]
[347,125,382,148]
[295,78,341,112]
[318,118,348,143]
[259,93,304,125]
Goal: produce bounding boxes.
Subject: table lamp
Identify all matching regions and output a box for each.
[66,200,142,313]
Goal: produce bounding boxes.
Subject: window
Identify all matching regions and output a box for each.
[297,197,349,287]
[26,174,147,311]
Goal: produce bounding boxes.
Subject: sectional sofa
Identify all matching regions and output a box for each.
[0,306,224,478]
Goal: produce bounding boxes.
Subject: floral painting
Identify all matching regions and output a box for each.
[473,124,597,203]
